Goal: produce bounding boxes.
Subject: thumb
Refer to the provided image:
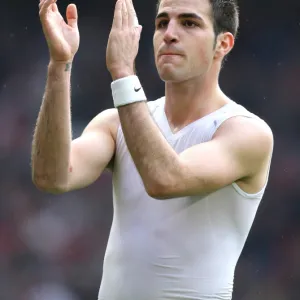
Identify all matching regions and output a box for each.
[66,4,78,28]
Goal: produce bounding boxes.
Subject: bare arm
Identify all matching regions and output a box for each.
[118,102,273,199]
[66,109,118,191]
[31,61,72,193]
[32,77,118,194]
[32,1,119,194]
[105,0,273,198]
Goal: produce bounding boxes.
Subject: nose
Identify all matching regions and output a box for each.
[163,20,179,44]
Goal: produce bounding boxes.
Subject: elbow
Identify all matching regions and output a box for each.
[32,176,68,195]
[145,180,176,200]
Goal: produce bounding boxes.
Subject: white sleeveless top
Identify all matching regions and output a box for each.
[98,97,269,300]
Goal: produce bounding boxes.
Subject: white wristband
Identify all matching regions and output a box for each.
[111,75,147,108]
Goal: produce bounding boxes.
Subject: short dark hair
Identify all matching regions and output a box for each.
[156,0,239,38]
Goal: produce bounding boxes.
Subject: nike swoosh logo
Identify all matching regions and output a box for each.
[134,87,142,92]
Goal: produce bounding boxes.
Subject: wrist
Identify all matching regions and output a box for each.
[49,60,73,71]
[110,67,135,81]
[48,60,73,79]
[112,73,133,81]
[111,75,147,108]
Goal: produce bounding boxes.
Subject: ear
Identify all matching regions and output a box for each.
[214,32,235,60]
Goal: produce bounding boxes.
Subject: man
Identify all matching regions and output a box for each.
[32,0,273,299]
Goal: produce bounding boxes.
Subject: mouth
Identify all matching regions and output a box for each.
[159,53,182,57]
[158,53,184,63]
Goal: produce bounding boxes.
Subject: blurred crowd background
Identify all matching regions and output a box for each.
[1,0,300,299]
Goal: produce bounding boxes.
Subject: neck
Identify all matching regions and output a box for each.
[164,68,229,132]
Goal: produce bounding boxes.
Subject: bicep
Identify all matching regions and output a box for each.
[160,117,273,198]
[178,140,240,195]
[68,132,115,190]
[66,110,118,191]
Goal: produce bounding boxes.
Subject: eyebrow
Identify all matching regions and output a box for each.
[156,12,204,22]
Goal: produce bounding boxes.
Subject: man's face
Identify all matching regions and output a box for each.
[153,0,217,82]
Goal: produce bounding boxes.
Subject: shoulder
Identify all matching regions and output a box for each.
[215,113,272,137]
[90,108,119,123]
[83,108,120,139]
[213,116,273,176]
[214,115,273,154]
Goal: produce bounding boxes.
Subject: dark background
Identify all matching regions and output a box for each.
[1,0,300,299]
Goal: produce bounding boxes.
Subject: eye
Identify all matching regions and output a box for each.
[182,20,198,28]
[157,20,169,29]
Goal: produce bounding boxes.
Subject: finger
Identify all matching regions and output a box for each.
[126,0,137,27]
[39,0,56,14]
[52,3,58,13]
[39,0,56,16]
[66,4,78,28]
[39,0,49,12]
[39,0,46,10]
[122,0,128,28]
[112,0,123,29]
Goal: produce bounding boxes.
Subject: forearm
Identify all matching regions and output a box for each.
[31,61,72,191]
[118,102,182,196]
